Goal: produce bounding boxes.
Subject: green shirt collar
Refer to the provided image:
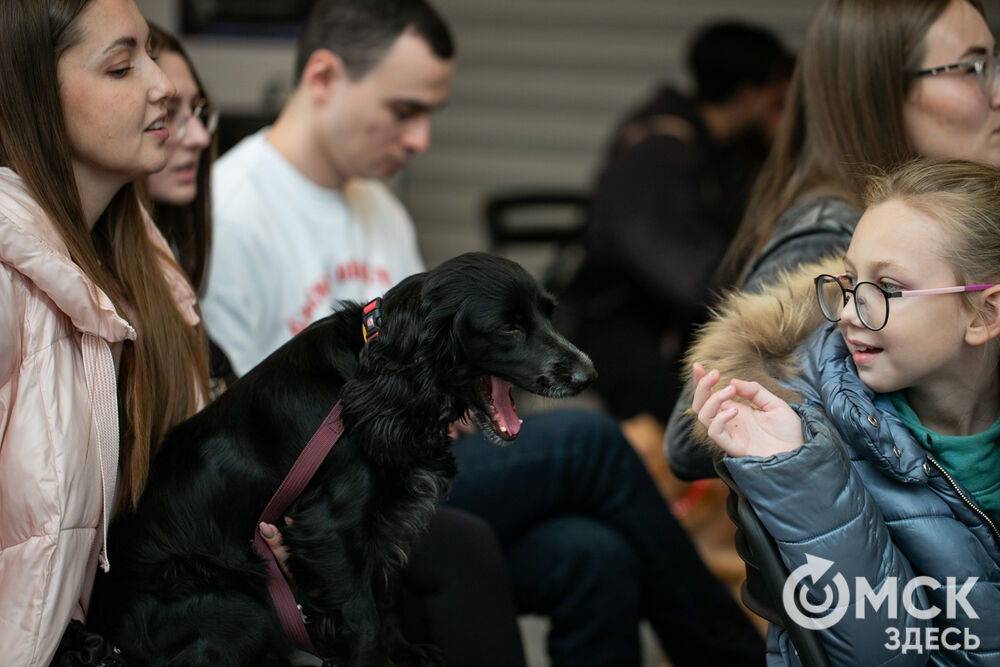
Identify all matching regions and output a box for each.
[889,391,1000,526]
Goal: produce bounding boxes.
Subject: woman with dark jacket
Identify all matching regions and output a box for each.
[666,0,1000,480]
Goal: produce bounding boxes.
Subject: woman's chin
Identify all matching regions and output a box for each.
[147,181,197,207]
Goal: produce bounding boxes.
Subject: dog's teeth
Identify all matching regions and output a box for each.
[518,419,523,424]
[500,425,507,433]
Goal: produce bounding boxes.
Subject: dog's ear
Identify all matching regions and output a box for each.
[341,275,462,464]
[431,295,471,374]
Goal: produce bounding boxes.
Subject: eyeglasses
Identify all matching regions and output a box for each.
[912,50,1000,99]
[814,274,996,331]
[166,97,219,141]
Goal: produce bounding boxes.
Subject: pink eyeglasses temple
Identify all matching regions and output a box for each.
[831,275,996,298]
[898,284,995,297]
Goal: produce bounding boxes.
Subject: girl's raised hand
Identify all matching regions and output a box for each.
[691,362,804,458]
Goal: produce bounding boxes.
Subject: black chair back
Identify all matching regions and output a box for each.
[482,189,590,295]
[715,460,833,667]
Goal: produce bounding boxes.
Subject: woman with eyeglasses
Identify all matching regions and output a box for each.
[691,159,1000,663]
[144,23,218,298]
[143,23,236,394]
[667,0,1000,481]
[0,1,212,664]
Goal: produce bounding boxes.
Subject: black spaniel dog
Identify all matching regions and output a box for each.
[87,252,596,667]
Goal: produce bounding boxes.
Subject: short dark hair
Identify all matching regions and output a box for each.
[295,0,455,81]
[688,21,794,103]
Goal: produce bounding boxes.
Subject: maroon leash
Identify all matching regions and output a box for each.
[253,400,344,655]
[252,298,381,656]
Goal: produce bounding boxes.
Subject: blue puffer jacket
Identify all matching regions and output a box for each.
[685,258,1000,666]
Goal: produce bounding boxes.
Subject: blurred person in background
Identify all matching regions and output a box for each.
[559,21,793,429]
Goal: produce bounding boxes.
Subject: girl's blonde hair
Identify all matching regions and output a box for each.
[864,159,1000,310]
[0,0,210,509]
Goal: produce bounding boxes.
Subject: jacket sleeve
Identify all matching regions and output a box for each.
[664,382,718,480]
[742,228,852,293]
[725,405,932,666]
[0,267,33,662]
[0,269,91,667]
[741,199,860,292]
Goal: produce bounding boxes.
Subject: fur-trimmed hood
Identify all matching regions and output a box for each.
[682,255,843,449]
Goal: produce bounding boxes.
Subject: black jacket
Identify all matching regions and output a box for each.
[559,86,767,421]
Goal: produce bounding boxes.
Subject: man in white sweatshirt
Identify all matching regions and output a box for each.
[202,0,452,375]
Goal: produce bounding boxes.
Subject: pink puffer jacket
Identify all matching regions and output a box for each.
[0,168,199,665]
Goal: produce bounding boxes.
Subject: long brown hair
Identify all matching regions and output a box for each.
[0,0,210,509]
[143,22,216,294]
[718,0,987,286]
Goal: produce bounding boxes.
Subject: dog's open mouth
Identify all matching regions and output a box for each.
[475,376,521,443]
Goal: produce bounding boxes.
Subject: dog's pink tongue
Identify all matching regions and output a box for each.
[490,376,520,437]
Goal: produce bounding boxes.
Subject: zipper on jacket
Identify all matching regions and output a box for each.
[925,455,1000,550]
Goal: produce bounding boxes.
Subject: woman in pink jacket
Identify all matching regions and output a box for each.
[0,0,212,663]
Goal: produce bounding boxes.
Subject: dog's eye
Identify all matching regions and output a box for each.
[498,324,524,337]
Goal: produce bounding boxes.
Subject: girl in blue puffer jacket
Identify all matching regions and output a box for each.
[690,158,1000,666]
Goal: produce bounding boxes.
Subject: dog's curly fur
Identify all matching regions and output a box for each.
[87,252,596,667]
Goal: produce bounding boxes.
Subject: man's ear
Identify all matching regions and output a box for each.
[965,285,1000,346]
[300,49,345,103]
